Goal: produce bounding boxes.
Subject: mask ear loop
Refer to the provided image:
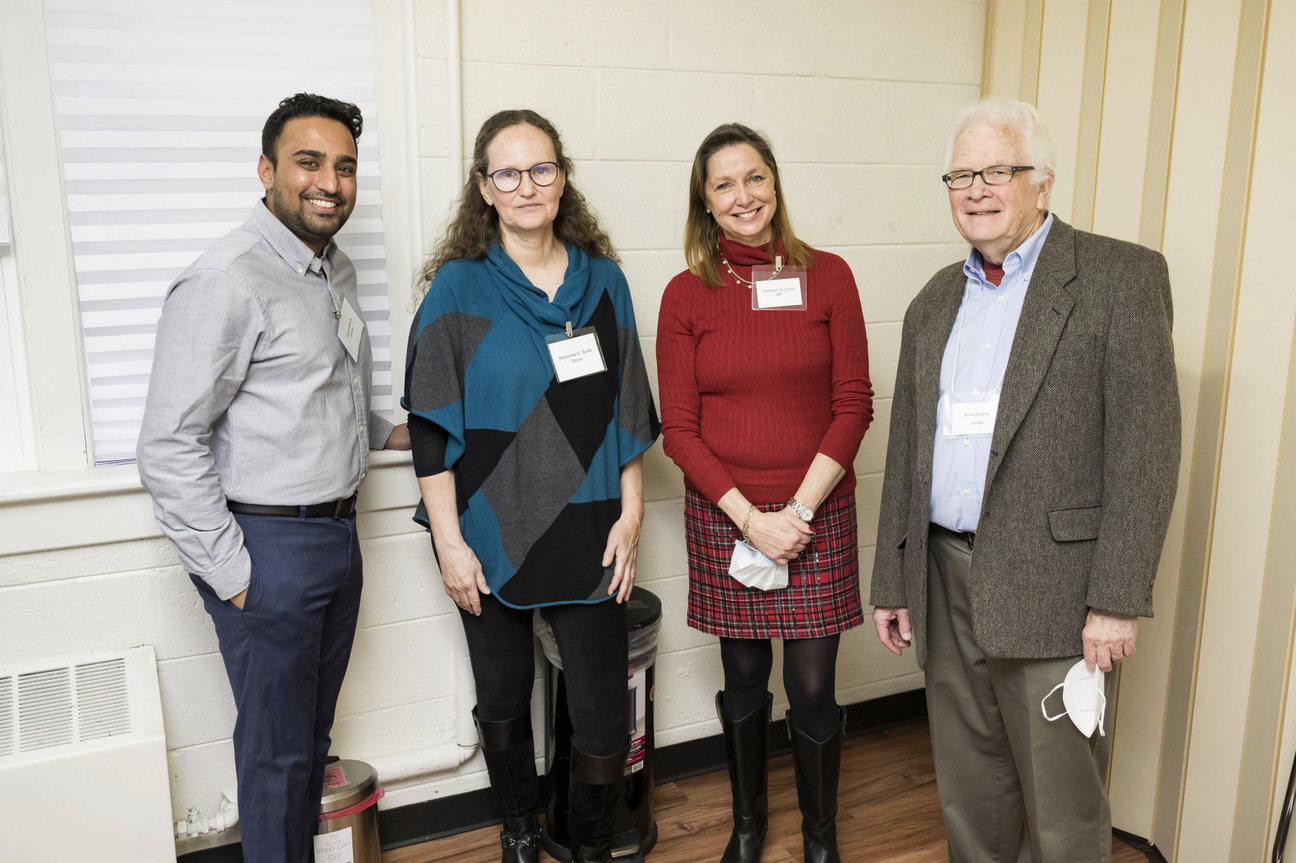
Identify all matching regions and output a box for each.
[1040,682,1068,722]
[1094,685,1107,737]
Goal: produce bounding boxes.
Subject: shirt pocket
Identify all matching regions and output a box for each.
[1047,505,1103,542]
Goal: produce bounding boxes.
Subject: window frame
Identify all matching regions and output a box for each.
[0,0,419,484]
[0,0,95,475]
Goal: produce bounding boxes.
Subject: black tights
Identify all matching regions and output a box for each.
[719,635,842,741]
[460,595,629,758]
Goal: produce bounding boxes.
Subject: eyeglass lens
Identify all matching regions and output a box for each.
[489,162,559,192]
[944,166,1028,190]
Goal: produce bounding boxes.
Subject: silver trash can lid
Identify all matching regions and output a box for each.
[320,759,379,814]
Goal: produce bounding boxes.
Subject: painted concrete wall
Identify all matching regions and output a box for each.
[0,0,985,843]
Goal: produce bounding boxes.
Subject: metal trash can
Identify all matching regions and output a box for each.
[315,759,385,863]
[537,586,662,861]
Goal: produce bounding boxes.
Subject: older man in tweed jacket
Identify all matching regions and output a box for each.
[870,98,1180,863]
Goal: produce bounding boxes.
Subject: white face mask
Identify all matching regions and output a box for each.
[1040,658,1107,738]
[728,540,789,592]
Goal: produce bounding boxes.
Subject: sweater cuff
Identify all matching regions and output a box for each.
[693,470,740,508]
[817,424,867,471]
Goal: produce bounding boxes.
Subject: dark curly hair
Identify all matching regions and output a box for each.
[261,93,363,165]
[684,122,813,288]
[416,109,618,297]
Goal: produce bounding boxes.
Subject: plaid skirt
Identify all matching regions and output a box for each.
[685,488,864,639]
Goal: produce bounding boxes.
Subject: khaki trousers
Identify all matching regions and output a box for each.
[925,524,1115,863]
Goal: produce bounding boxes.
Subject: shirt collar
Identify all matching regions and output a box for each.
[962,211,1055,286]
[248,199,337,277]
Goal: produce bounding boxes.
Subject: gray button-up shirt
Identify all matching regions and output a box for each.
[137,202,394,599]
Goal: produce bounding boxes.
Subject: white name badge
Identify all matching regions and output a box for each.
[754,277,804,308]
[751,262,808,311]
[950,396,999,436]
[337,297,364,362]
[545,327,607,383]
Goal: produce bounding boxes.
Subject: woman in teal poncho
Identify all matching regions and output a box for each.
[403,109,659,863]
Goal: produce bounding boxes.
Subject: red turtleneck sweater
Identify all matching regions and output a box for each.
[656,235,874,504]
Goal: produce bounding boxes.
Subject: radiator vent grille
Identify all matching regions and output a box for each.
[0,658,131,756]
[76,659,131,740]
[18,668,73,752]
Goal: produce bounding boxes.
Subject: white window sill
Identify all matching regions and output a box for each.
[0,450,414,504]
[0,450,416,557]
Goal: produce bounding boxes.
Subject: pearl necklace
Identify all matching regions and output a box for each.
[721,255,784,287]
[720,256,753,287]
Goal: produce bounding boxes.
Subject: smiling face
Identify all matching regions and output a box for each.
[947,122,1052,264]
[477,123,565,242]
[257,116,358,255]
[703,143,777,247]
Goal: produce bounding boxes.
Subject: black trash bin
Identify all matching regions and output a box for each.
[537,586,662,861]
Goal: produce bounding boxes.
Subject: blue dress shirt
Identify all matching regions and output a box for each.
[930,213,1054,533]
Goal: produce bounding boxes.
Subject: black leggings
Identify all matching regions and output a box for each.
[719,635,842,741]
[460,595,629,758]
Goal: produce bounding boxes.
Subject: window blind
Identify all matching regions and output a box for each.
[44,0,393,464]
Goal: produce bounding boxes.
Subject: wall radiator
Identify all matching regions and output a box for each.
[0,645,175,862]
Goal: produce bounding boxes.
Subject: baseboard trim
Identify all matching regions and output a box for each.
[179,689,929,861]
[1112,828,1169,863]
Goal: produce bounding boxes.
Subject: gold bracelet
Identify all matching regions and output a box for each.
[741,504,757,542]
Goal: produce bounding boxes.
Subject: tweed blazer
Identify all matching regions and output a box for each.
[870,218,1181,667]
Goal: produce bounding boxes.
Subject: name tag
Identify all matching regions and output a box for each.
[754,277,804,308]
[751,262,808,311]
[951,396,998,436]
[546,327,607,383]
[337,297,364,362]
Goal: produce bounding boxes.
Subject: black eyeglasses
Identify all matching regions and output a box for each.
[483,161,560,193]
[941,165,1034,190]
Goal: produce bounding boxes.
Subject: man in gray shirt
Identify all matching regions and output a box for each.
[137,93,408,863]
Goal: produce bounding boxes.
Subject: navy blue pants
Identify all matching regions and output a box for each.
[191,512,363,863]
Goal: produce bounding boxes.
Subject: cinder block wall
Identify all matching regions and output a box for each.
[0,0,983,831]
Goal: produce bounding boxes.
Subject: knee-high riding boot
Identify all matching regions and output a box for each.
[475,708,541,863]
[787,708,847,863]
[567,743,628,863]
[717,691,771,863]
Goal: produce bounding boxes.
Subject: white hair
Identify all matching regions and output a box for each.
[943,97,1056,186]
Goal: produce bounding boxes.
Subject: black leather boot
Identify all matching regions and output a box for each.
[475,709,541,863]
[787,708,847,863]
[717,691,771,863]
[567,742,628,863]
[499,813,540,863]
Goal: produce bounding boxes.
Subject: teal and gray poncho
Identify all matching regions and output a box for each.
[403,242,660,608]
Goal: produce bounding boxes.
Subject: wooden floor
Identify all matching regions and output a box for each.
[383,720,1146,863]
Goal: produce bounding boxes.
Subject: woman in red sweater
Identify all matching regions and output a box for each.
[657,123,872,863]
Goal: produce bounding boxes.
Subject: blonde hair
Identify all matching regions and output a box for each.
[683,123,813,289]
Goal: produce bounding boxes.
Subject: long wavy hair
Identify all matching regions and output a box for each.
[683,123,813,289]
[415,109,618,297]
